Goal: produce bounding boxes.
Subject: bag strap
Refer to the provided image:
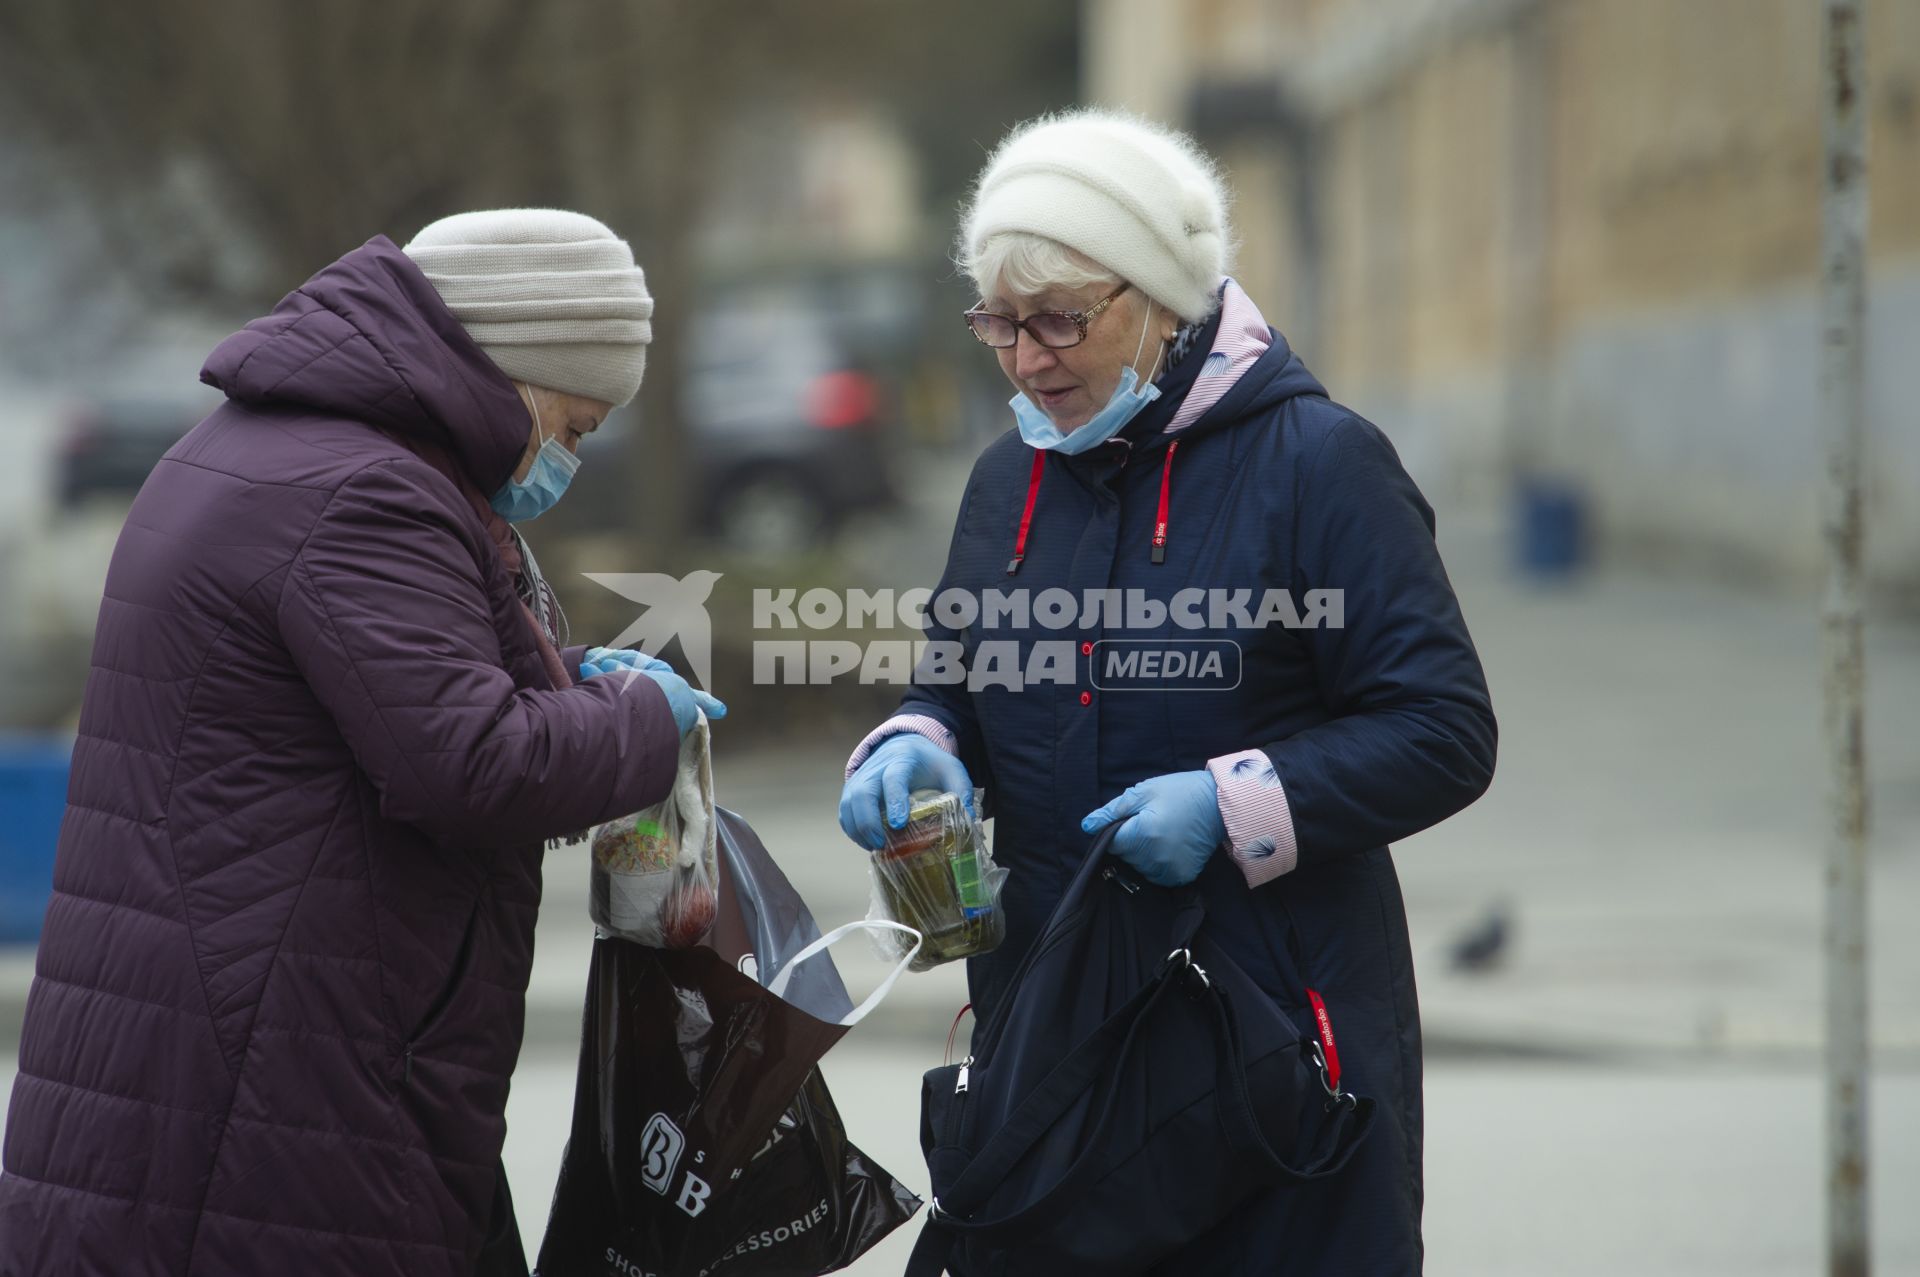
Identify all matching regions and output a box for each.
[765,919,923,1026]
[1207,971,1375,1182]
[909,959,1375,1268]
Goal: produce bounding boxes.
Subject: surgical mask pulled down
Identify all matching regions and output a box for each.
[489,386,580,522]
[1011,300,1164,456]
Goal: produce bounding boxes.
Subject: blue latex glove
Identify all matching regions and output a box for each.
[579,646,666,680]
[838,732,975,851]
[1080,770,1225,887]
[638,669,727,738]
[581,647,725,737]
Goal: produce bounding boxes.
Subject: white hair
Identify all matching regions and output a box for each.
[965,233,1118,304]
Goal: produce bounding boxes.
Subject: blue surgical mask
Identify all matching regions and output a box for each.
[489,388,580,522]
[1011,300,1164,455]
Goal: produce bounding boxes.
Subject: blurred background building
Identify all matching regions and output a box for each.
[1091,0,1920,588]
[1,2,1917,1272]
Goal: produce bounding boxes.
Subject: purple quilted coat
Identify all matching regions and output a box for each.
[0,238,680,1275]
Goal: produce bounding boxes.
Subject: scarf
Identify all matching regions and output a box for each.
[389,434,575,692]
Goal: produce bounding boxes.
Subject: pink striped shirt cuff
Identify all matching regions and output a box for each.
[1207,749,1300,886]
[844,714,959,778]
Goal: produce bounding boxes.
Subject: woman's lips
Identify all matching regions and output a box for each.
[1034,386,1075,410]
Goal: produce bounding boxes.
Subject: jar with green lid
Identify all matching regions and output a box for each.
[873,789,1004,971]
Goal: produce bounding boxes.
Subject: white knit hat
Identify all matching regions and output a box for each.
[961,110,1231,323]
[403,208,653,406]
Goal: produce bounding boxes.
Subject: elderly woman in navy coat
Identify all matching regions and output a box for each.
[838,110,1497,1273]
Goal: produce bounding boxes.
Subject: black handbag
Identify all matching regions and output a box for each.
[908,827,1375,1276]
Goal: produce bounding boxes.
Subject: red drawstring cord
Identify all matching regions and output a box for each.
[945,1002,974,1065]
[1012,440,1176,571]
[1151,439,1179,564]
[1007,450,1045,574]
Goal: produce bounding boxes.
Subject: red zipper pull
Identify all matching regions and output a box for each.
[1306,988,1341,1093]
[1150,439,1179,564]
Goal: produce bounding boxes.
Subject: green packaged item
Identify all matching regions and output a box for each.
[869,789,1006,972]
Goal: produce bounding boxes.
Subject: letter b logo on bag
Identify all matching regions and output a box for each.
[639,1113,686,1195]
[675,1172,712,1218]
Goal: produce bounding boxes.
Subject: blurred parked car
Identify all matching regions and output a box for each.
[680,301,898,553]
[56,399,201,509]
[574,293,901,555]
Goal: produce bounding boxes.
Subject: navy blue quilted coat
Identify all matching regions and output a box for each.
[898,330,1496,1274]
[0,239,680,1275]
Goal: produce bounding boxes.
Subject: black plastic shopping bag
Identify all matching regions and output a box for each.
[535,808,922,1277]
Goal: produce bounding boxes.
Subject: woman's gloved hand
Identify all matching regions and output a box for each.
[1081,770,1225,887]
[580,646,666,679]
[581,647,725,737]
[839,732,975,851]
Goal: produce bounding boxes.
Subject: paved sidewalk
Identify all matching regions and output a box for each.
[1401,515,1920,1062]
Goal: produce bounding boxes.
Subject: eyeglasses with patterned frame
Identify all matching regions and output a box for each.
[962,282,1132,350]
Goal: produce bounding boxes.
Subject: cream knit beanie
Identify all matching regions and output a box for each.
[961,110,1231,323]
[403,208,653,407]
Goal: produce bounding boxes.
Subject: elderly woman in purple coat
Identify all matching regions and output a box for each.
[0,209,719,1276]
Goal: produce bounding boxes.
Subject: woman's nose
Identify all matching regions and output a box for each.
[1013,330,1057,379]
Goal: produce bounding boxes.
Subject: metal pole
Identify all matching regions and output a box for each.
[1501,5,1552,479]
[1820,2,1870,1274]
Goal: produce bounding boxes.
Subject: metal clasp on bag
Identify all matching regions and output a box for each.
[1309,1039,1357,1112]
[1165,947,1211,996]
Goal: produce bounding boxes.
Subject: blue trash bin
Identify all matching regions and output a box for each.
[1515,476,1590,578]
[0,734,74,944]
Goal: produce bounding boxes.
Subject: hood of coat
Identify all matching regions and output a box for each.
[1211,329,1326,426]
[1140,326,1327,454]
[200,235,530,496]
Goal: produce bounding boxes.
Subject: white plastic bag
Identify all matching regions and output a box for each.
[589,714,718,947]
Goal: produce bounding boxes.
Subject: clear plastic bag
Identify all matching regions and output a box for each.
[589,714,718,948]
[866,787,1006,972]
